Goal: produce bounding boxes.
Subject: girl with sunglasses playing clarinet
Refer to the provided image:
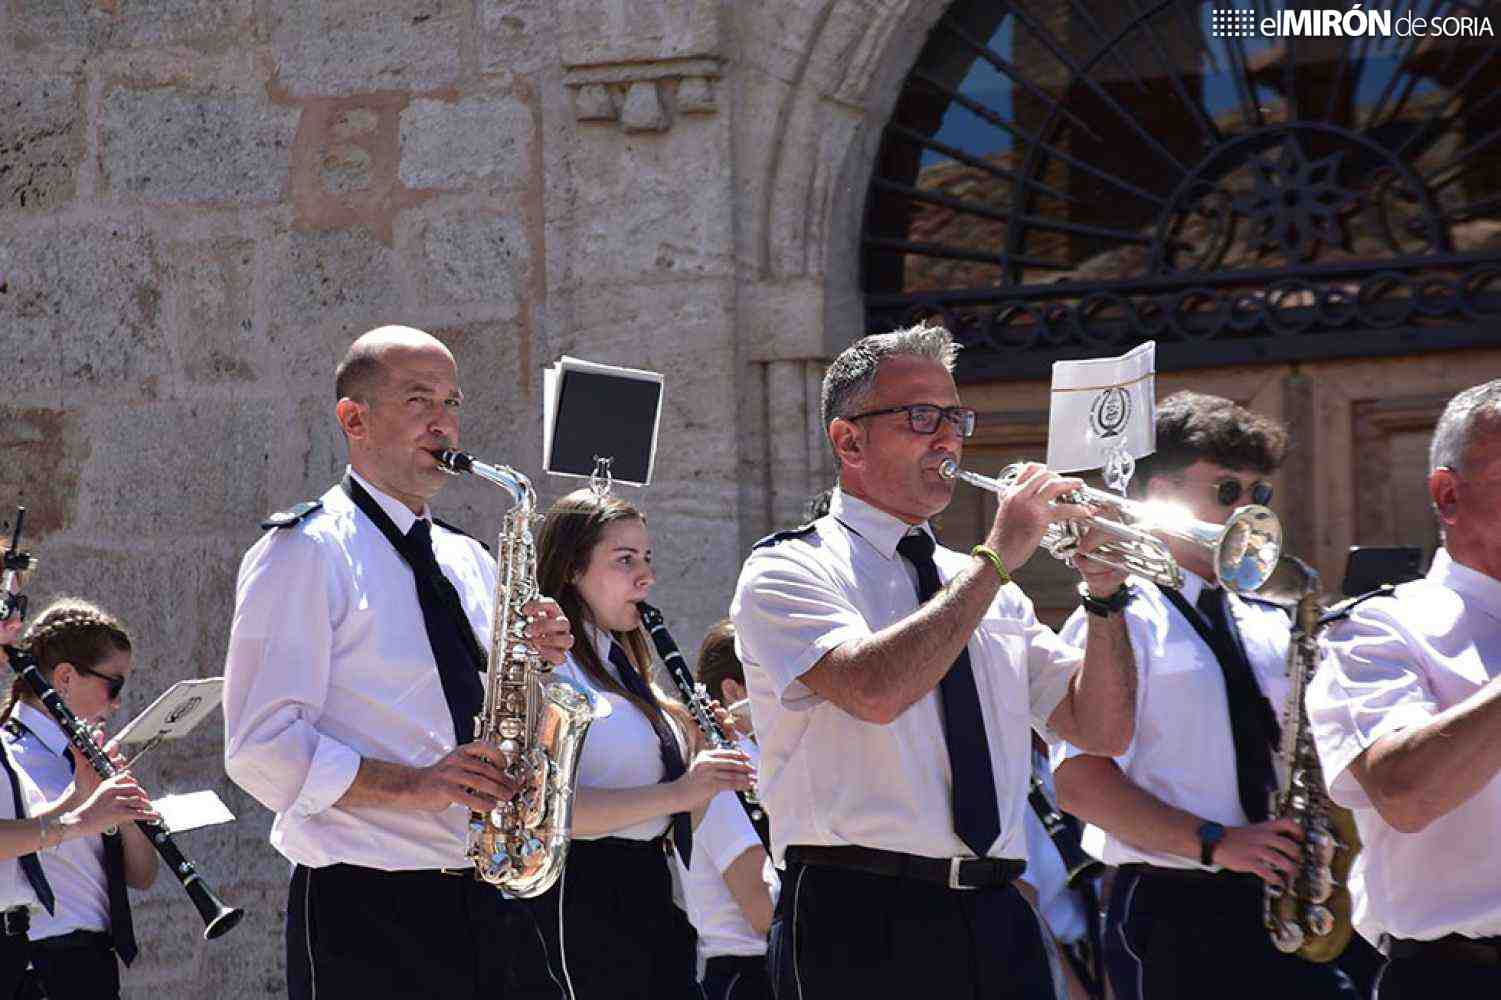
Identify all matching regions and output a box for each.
[511,489,755,1000]
[1,598,161,1000]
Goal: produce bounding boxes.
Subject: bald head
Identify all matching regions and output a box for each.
[335,325,455,403]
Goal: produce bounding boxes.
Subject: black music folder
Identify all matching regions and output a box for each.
[542,356,664,488]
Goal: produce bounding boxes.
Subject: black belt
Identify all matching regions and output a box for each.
[785,845,1024,890]
[577,835,670,853]
[1119,863,1260,889]
[31,929,112,952]
[704,954,766,979]
[1384,933,1501,966]
[0,906,27,938]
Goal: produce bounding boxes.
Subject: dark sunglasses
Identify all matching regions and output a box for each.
[74,663,125,700]
[846,404,977,438]
[1215,478,1273,507]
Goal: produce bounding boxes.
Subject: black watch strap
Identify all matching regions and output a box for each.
[1079,582,1132,618]
[1197,821,1226,865]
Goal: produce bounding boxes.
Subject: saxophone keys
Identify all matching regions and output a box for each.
[1270,920,1305,953]
[1304,904,1336,937]
[1307,828,1337,865]
[1304,867,1334,903]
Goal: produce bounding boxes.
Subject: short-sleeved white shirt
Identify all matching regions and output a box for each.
[1054,571,1292,869]
[1307,548,1501,942]
[730,488,1081,866]
[677,740,769,966]
[556,626,690,843]
[0,727,49,912]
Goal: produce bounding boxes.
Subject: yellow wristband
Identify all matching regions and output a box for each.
[970,545,1010,585]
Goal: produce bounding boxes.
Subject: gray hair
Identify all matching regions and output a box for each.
[820,322,960,452]
[1430,378,1501,474]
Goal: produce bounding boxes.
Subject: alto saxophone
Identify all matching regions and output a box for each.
[434,449,599,898]
[1260,556,1362,961]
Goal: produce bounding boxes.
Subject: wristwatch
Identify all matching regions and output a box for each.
[1078,582,1132,618]
[1197,821,1226,866]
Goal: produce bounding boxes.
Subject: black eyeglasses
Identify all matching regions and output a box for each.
[74,664,125,700]
[846,404,977,438]
[1214,478,1274,507]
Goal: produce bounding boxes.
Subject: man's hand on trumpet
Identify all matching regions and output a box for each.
[1071,526,1131,597]
[985,462,1092,574]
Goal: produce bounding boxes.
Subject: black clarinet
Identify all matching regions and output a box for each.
[3,644,244,939]
[1028,773,1104,890]
[635,602,769,849]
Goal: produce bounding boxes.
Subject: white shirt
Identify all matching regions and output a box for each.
[556,627,689,843]
[1308,548,1501,943]
[1055,571,1292,869]
[1022,753,1088,945]
[730,487,1081,866]
[677,739,768,966]
[0,730,48,911]
[8,703,108,937]
[222,468,497,870]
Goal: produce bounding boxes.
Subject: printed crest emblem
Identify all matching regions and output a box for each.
[165,697,201,727]
[1090,387,1131,439]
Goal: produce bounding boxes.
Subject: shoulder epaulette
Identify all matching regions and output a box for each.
[260,500,323,531]
[751,521,818,552]
[432,517,491,553]
[1319,584,1398,627]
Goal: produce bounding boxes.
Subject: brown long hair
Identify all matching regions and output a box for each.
[536,489,674,727]
[694,618,742,705]
[3,597,132,720]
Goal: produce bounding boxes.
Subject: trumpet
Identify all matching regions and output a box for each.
[938,460,1282,593]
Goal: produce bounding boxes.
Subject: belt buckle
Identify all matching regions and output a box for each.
[948,857,979,891]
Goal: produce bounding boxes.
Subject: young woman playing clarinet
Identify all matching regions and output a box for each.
[2,598,161,1000]
[512,489,755,1000]
[0,599,156,999]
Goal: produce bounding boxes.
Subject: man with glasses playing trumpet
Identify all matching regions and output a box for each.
[731,322,1137,999]
[1052,391,1358,999]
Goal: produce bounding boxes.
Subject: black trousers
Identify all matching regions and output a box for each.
[702,954,772,1000]
[25,931,119,1000]
[1374,945,1501,998]
[1105,866,1358,1000]
[287,863,522,1000]
[771,860,1058,999]
[0,932,28,1000]
[511,838,700,1000]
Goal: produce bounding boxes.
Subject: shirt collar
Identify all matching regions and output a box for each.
[1429,548,1501,618]
[829,486,936,560]
[348,466,431,535]
[1175,567,1213,606]
[588,623,615,665]
[12,702,70,758]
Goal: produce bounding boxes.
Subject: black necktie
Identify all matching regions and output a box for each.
[1189,587,1280,823]
[403,518,487,745]
[102,831,136,965]
[340,475,487,747]
[0,735,53,915]
[895,531,1001,858]
[608,642,693,867]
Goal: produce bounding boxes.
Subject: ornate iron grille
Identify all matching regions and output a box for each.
[862,0,1501,379]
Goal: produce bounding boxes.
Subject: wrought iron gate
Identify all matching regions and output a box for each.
[862,0,1501,379]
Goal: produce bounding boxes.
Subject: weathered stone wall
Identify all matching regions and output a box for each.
[0,0,948,994]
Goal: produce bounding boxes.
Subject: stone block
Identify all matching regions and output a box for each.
[398,96,534,190]
[560,0,722,68]
[0,68,85,214]
[0,407,87,542]
[75,398,278,540]
[261,226,406,377]
[101,88,297,204]
[476,0,555,75]
[0,221,169,398]
[168,238,257,383]
[7,0,255,53]
[268,0,467,98]
[414,209,527,311]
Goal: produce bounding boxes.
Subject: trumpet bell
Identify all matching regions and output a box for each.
[1179,504,1283,593]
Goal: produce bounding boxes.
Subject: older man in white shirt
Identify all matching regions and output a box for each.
[222,326,572,1000]
[732,323,1136,999]
[1308,377,1501,997]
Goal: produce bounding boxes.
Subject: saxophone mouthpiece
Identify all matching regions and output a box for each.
[432,449,474,474]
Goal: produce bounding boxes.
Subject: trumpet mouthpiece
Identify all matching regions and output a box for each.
[938,459,959,481]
